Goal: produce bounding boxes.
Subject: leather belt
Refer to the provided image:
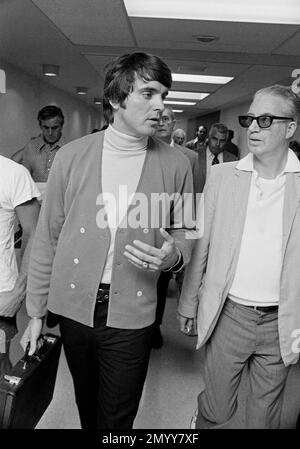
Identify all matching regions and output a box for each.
[245,305,278,313]
[96,283,110,304]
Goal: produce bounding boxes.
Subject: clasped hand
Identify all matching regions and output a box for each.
[123,228,180,272]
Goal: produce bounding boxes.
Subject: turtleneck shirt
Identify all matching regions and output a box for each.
[101,125,148,283]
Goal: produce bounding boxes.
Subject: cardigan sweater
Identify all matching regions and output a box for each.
[26,131,195,329]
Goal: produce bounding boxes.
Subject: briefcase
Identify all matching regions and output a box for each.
[0,333,62,429]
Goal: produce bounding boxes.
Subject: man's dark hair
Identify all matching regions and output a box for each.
[103,52,172,123]
[37,105,64,125]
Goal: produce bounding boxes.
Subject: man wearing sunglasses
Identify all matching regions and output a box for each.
[178,84,300,428]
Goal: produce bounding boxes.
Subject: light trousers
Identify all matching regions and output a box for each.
[196,299,290,429]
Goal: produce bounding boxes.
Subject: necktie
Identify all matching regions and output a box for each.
[212,155,219,165]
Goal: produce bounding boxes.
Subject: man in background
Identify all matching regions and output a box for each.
[172,128,186,146]
[186,124,208,153]
[11,105,65,200]
[198,123,238,192]
[156,107,200,190]
[11,105,64,249]
[153,106,200,348]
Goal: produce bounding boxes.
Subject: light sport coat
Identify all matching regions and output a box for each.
[178,160,300,366]
[26,131,195,330]
[198,147,238,193]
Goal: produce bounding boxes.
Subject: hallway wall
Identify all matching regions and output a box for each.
[0,60,102,157]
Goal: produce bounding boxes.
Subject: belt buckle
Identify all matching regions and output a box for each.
[97,288,109,303]
[253,305,277,313]
[253,306,266,312]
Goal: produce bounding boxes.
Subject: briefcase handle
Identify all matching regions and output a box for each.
[2,342,45,387]
[22,334,57,370]
[3,334,60,387]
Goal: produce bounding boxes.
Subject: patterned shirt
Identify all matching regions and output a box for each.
[21,134,65,182]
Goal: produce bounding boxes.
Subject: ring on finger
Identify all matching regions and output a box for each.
[142,261,149,269]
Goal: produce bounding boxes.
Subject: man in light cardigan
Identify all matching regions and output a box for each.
[21,52,195,429]
[178,84,300,429]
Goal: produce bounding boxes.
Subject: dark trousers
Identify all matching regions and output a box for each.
[59,302,154,429]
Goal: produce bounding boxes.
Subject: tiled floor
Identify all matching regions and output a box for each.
[5,279,300,429]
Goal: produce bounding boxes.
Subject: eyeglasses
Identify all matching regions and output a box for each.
[238,115,294,129]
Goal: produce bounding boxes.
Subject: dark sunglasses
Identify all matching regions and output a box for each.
[238,115,294,129]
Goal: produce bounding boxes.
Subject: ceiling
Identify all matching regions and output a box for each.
[1,0,300,119]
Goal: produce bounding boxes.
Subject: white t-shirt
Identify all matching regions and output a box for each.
[228,149,300,306]
[0,156,40,292]
[206,147,223,178]
[228,173,284,306]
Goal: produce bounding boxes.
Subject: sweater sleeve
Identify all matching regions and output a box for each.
[26,152,66,317]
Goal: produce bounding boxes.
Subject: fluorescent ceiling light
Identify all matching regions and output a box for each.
[167,91,210,101]
[42,64,60,77]
[124,0,300,25]
[172,73,233,84]
[0,69,6,93]
[173,109,183,113]
[164,100,196,106]
[76,86,88,95]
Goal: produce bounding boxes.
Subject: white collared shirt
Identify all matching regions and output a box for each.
[228,149,300,306]
[206,147,224,178]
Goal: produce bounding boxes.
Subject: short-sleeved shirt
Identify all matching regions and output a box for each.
[0,156,40,292]
[22,134,65,182]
